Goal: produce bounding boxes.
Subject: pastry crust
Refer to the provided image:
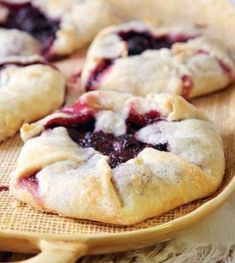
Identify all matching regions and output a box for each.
[0,29,40,58]
[0,0,121,59]
[1,0,235,58]
[37,0,121,58]
[110,0,235,51]
[81,21,235,99]
[11,91,225,225]
[0,64,66,142]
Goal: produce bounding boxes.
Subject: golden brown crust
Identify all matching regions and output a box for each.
[11,91,225,225]
[33,0,122,57]
[0,64,66,142]
[81,21,235,98]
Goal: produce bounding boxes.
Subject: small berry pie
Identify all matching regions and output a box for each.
[10,91,224,225]
[0,62,65,142]
[81,21,235,99]
[0,0,120,60]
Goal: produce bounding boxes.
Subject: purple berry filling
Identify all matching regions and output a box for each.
[0,2,60,57]
[85,59,113,91]
[128,108,162,126]
[46,106,168,168]
[218,59,233,79]
[68,126,168,168]
[0,185,9,192]
[118,30,193,56]
[45,101,95,128]
[181,75,194,99]
[20,174,39,197]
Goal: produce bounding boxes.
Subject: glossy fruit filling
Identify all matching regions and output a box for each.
[20,174,39,197]
[46,106,168,168]
[85,59,113,91]
[118,30,192,56]
[0,2,60,57]
[218,59,234,79]
[0,185,9,192]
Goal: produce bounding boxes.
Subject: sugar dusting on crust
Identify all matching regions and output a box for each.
[136,119,224,176]
[0,29,40,58]
[95,110,126,136]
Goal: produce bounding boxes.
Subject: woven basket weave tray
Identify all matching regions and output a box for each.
[0,82,234,262]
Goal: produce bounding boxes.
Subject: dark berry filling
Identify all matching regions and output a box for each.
[181,75,194,99]
[218,59,233,79]
[68,126,167,168]
[118,30,193,56]
[20,174,39,197]
[85,59,113,91]
[196,49,209,56]
[127,108,161,127]
[46,108,168,168]
[0,2,60,57]
[45,101,95,128]
[0,185,9,192]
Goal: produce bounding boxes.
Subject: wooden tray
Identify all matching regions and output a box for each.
[0,84,234,263]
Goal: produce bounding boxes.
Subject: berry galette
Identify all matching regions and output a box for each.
[0,62,65,142]
[81,21,235,99]
[10,91,224,225]
[0,0,120,60]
